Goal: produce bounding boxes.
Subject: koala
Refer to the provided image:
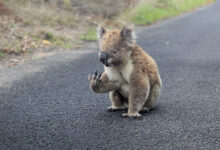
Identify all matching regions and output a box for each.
[88,26,162,118]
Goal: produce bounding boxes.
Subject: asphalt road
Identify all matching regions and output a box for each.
[1,2,220,150]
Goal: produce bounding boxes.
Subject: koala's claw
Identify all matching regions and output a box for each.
[98,72,102,78]
[88,71,102,91]
[94,70,98,76]
[88,71,102,80]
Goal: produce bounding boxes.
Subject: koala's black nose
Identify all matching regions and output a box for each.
[100,52,108,63]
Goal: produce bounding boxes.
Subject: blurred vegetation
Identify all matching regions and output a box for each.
[126,0,216,25]
[0,0,215,60]
[0,51,5,58]
[80,28,97,41]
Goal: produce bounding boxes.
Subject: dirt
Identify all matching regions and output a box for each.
[0,48,56,70]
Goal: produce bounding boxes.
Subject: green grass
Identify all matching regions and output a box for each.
[127,0,215,25]
[53,37,75,49]
[63,0,72,7]
[80,27,97,41]
[0,51,5,59]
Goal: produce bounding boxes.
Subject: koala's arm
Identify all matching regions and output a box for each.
[88,71,120,93]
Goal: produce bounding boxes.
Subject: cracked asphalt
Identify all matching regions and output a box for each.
[0,1,220,150]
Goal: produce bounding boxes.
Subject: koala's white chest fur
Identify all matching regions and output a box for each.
[105,59,133,98]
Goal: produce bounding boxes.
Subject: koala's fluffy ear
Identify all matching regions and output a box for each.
[97,26,106,39]
[120,26,136,46]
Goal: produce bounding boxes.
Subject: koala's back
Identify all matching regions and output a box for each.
[130,45,161,87]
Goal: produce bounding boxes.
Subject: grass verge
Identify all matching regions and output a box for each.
[0,52,5,59]
[125,0,216,25]
[80,27,97,41]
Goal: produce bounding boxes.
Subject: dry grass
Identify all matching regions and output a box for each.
[70,0,129,18]
[0,0,82,59]
[0,0,133,59]
[4,1,76,27]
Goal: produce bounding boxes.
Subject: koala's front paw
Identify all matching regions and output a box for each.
[88,71,102,92]
[122,113,142,119]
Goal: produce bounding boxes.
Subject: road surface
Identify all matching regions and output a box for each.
[0,1,220,150]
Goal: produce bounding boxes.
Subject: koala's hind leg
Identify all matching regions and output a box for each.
[108,91,128,111]
[144,83,161,110]
[123,77,150,118]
